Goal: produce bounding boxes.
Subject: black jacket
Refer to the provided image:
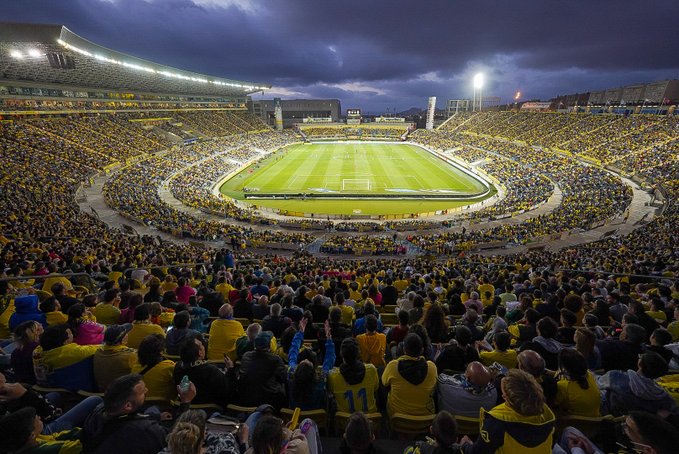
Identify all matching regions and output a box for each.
[237,349,287,409]
[173,361,234,406]
[81,403,171,454]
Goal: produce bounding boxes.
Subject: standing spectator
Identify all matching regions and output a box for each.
[237,331,288,410]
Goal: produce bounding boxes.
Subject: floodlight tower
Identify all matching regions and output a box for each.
[473,73,484,112]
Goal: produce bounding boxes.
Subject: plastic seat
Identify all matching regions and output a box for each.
[335,411,382,435]
[389,413,434,437]
[380,313,398,325]
[454,415,481,435]
[281,408,327,433]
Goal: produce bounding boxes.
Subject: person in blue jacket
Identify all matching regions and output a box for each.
[9,294,46,331]
[288,318,335,410]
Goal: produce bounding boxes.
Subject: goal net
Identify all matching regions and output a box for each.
[342,178,371,191]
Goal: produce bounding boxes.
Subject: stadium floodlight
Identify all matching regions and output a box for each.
[473,73,484,89]
[27,49,42,58]
[10,50,23,59]
[473,73,484,111]
[514,91,521,100]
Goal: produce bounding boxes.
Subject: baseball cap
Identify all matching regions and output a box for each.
[104,323,133,345]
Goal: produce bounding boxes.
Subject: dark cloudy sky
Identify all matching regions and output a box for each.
[4,0,679,113]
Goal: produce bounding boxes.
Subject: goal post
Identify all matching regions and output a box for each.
[342,178,371,191]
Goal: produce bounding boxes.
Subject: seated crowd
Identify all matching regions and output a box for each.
[1,256,679,453]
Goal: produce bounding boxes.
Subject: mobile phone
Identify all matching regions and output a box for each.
[179,375,191,393]
[289,407,301,430]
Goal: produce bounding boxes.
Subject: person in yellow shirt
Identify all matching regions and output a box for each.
[33,324,99,391]
[93,323,137,392]
[356,315,386,368]
[131,333,176,401]
[552,349,600,417]
[334,293,355,326]
[476,332,518,369]
[328,338,379,414]
[381,333,437,416]
[93,289,122,325]
[39,298,68,326]
[214,275,234,300]
[126,304,166,350]
[207,303,245,361]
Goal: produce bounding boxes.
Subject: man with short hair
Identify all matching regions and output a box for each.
[437,361,498,418]
[207,303,245,361]
[598,351,678,416]
[237,331,287,410]
[517,349,558,405]
[81,373,196,454]
[597,323,646,371]
[94,289,122,326]
[251,295,270,321]
[93,324,136,392]
[381,333,437,416]
[261,303,291,339]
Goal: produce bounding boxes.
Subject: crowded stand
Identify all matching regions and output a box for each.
[1,48,679,451]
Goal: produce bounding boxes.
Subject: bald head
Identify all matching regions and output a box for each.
[517,350,545,377]
[465,361,491,388]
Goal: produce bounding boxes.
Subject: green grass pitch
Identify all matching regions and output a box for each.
[219,142,495,216]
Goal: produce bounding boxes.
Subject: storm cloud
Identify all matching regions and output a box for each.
[3,0,678,113]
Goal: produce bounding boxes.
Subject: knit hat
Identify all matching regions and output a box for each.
[0,407,37,452]
[254,331,273,350]
[104,323,133,345]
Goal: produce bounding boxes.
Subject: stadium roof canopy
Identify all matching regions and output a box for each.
[0,23,270,98]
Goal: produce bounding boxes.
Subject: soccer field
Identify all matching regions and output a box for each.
[220,142,495,216]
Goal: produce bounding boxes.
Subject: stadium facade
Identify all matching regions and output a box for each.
[250,98,341,128]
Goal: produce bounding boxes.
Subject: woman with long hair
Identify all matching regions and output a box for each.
[553,348,600,417]
[10,320,43,384]
[67,303,105,345]
[132,333,176,401]
[423,304,450,344]
[574,327,601,370]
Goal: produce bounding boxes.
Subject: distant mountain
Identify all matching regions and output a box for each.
[397,107,425,116]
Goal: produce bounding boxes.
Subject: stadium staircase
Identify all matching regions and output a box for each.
[305,236,326,254]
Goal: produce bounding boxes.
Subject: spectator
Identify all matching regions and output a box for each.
[328,338,379,414]
[237,331,288,410]
[261,303,291,339]
[460,369,555,453]
[356,315,386,368]
[437,361,498,418]
[127,303,166,349]
[93,323,136,392]
[39,297,67,326]
[10,320,42,384]
[67,303,105,345]
[9,294,45,332]
[208,304,245,361]
[552,349,600,417]
[133,333,177,402]
[435,326,480,374]
[94,288,122,325]
[338,412,385,454]
[598,351,677,416]
[33,324,98,391]
[475,332,517,369]
[404,410,464,454]
[166,310,199,356]
[81,373,196,454]
[382,333,437,416]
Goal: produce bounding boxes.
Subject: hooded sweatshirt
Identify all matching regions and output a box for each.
[9,294,46,331]
[328,361,379,413]
[381,355,437,416]
[598,369,679,415]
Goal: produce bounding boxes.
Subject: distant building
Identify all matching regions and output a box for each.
[250,99,341,128]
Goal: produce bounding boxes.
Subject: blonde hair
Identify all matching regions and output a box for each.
[502,369,545,416]
[167,422,203,454]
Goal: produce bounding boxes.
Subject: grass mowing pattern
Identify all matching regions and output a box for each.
[220,142,495,216]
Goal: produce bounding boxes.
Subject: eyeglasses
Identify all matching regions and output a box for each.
[616,421,653,453]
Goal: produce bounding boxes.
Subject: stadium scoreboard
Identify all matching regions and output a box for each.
[346,108,362,124]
